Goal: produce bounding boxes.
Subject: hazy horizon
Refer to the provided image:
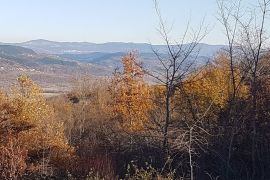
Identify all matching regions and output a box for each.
[0,38,226,46]
[0,0,228,45]
[0,0,264,45]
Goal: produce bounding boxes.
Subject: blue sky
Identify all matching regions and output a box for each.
[0,0,256,44]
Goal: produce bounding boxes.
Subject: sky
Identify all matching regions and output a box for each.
[0,0,259,45]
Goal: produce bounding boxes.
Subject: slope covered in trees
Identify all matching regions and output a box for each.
[0,48,269,179]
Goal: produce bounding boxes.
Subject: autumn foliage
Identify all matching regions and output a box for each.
[110,52,152,131]
[0,48,269,179]
[0,75,72,179]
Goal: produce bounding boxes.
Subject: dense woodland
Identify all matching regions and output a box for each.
[1,0,270,179]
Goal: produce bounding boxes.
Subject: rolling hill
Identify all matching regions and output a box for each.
[0,40,225,94]
[0,45,109,93]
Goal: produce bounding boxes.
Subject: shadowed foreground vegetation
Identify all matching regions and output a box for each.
[0,50,270,179]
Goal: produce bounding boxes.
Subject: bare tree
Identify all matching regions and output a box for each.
[237,1,270,178]
[217,0,243,178]
[147,1,210,179]
[150,0,208,153]
[217,0,270,179]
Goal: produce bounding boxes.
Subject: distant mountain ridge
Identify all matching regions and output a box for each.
[3,39,225,57]
[0,45,36,56]
[0,45,78,68]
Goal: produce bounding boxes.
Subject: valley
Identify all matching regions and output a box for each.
[0,40,223,93]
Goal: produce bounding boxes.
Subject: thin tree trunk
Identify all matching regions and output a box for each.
[189,127,194,180]
[226,130,235,179]
[163,88,170,154]
[251,75,258,179]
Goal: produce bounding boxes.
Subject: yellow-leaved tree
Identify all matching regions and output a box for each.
[184,54,248,109]
[110,52,152,131]
[0,75,73,178]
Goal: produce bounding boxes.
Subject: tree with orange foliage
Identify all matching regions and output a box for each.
[184,54,248,109]
[0,75,73,178]
[110,52,152,131]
